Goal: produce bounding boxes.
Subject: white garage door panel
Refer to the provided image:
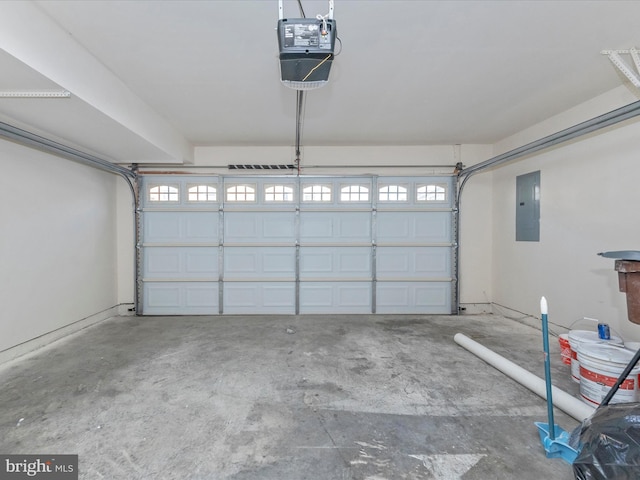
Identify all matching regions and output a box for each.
[300,212,371,243]
[224,247,295,279]
[299,282,372,313]
[376,247,451,279]
[300,247,371,279]
[143,282,219,315]
[224,212,295,243]
[144,247,219,278]
[377,211,451,243]
[140,175,455,315]
[376,282,451,314]
[223,283,295,314]
[144,211,219,243]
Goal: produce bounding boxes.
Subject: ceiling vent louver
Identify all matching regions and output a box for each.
[228,164,295,170]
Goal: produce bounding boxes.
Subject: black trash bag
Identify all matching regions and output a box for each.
[570,402,640,479]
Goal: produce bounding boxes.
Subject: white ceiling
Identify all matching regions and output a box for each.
[1,0,639,164]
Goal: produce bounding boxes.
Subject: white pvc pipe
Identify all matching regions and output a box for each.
[454,333,595,422]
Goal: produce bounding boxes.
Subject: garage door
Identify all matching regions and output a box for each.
[139,175,455,315]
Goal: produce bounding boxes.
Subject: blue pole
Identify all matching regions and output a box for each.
[541,296,555,440]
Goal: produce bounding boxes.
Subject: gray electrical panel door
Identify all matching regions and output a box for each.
[516,171,540,242]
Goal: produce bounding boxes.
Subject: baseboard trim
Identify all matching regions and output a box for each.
[0,305,124,367]
[458,302,492,314]
[489,302,560,334]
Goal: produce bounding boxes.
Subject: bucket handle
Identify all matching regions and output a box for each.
[567,317,623,342]
[568,317,599,329]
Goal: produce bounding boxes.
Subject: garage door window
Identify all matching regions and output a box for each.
[302,185,331,202]
[265,185,294,202]
[417,184,447,202]
[149,185,179,202]
[226,184,256,202]
[340,185,369,202]
[188,185,217,202]
[379,185,408,202]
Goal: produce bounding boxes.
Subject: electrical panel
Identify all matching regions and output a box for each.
[516,171,541,242]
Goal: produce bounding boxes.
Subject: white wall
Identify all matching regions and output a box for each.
[0,138,119,354]
[195,145,462,173]
[116,177,135,308]
[490,86,640,341]
[458,144,494,309]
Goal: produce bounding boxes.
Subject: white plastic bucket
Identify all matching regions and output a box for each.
[577,343,640,406]
[568,330,622,383]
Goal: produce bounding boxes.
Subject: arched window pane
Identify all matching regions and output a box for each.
[226,185,256,202]
[379,185,408,202]
[417,184,446,202]
[302,185,331,202]
[188,185,216,202]
[265,185,294,202]
[340,185,369,202]
[149,185,179,202]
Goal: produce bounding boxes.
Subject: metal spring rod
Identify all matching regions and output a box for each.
[459,99,640,178]
[0,121,135,179]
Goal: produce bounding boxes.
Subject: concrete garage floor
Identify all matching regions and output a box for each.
[0,314,581,479]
